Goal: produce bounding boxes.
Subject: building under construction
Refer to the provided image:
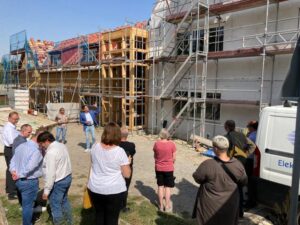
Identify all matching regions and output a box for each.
[1,22,148,131]
[1,0,300,138]
[148,0,300,139]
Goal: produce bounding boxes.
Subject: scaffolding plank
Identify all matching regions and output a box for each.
[210,0,287,15]
[207,99,259,105]
[208,47,263,59]
[148,45,294,63]
[266,44,295,55]
[166,0,287,23]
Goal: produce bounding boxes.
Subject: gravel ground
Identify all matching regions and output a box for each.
[0,123,275,224]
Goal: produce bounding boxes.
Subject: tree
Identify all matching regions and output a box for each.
[0,62,3,84]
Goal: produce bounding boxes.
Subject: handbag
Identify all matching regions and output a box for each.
[83,166,92,209]
[83,187,92,209]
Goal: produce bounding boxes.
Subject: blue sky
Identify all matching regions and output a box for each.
[0,0,154,57]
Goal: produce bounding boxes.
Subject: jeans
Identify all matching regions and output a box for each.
[85,125,95,149]
[16,178,39,225]
[88,189,125,225]
[56,127,67,143]
[49,175,72,225]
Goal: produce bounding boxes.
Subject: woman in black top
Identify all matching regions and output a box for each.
[119,127,136,212]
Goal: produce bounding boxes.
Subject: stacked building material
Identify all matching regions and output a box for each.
[87,32,101,44]
[28,38,55,66]
[7,89,29,111]
[52,37,80,51]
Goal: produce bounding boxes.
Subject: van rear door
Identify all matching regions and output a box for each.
[258,107,296,187]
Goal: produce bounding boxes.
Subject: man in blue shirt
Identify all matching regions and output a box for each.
[245,120,259,209]
[247,120,258,143]
[12,124,32,155]
[10,133,43,225]
[79,103,101,152]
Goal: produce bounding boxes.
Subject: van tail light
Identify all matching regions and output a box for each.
[253,146,261,177]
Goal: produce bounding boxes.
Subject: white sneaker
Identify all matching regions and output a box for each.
[84,148,91,153]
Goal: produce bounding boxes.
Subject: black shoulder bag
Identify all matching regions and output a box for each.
[220,163,239,184]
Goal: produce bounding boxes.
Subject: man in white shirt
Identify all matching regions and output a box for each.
[37,131,72,225]
[79,103,101,152]
[2,111,20,200]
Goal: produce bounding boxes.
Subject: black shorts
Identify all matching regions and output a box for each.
[155,171,175,188]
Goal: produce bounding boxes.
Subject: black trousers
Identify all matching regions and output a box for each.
[4,146,17,196]
[235,156,246,217]
[123,167,133,208]
[245,158,255,206]
[88,189,125,225]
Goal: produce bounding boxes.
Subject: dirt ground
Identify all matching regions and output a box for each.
[65,123,275,225]
[62,123,201,215]
[1,123,276,224]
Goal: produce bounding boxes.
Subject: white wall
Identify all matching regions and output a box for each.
[148,0,299,139]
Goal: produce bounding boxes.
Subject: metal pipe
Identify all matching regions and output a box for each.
[260,0,270,111]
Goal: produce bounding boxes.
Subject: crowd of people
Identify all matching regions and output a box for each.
[1,106,136,225]
[3,111,73,225]
[2,104,259,225]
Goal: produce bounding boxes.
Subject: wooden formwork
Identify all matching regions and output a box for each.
[101,27,149,130]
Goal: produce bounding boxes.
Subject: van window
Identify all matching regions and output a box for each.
[265,115,296,154]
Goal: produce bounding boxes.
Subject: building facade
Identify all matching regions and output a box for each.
[148,0,300,139]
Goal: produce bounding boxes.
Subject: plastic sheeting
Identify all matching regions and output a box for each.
[46,102,80,122]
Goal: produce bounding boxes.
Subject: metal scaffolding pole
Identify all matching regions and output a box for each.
[260,0,270,111]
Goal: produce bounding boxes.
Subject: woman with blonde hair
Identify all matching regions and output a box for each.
[153,128,176,212]
[87,122,131,225]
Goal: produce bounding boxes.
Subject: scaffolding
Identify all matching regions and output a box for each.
[42,32,102,114]
[149,0,300,139]
[1,54,11,89]
[3,0,299,136]
[2,23,149,131]
[149,0,210,138]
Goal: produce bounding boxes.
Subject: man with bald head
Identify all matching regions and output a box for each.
[2,111,20,200]
[12,124,32,155]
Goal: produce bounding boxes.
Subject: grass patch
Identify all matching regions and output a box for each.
[1,195,196,225]
[120,196,196,225]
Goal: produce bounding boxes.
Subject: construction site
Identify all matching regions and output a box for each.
[0,0,300,224]
[1,22,148,130]
[1,0,299,139]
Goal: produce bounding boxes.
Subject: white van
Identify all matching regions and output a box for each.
[254,105,297,217]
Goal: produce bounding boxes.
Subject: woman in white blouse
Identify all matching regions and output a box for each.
[87,122,131,225]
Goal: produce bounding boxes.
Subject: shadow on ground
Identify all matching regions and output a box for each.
[80,208,95,225]
[77,142,86,149]
[155,211,196,225]
[135,180,157,205]
[171,178,198,216]
[135,178,198,217]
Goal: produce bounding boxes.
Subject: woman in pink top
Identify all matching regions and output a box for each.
[153,128,176,212]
